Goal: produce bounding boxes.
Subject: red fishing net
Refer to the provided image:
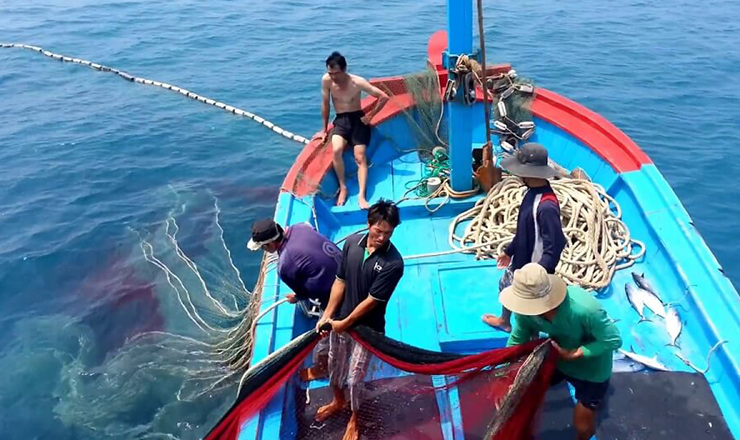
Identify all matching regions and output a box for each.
[206,327,556,440]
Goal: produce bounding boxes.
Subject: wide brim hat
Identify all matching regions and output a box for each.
[500,263,567,316]
[500,142,559,179]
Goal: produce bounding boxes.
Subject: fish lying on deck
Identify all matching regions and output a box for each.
[632,272,657,294]
[612,356,648,373]
[625,283,650,322]
[618,349,671,371]
[642,287,667,318]
[625,282,666,319]
[665,307,683,347]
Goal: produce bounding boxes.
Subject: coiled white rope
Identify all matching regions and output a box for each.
[0,43,310,145]
[449,176,645,290]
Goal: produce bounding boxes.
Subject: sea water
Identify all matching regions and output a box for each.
[0,0,738,438]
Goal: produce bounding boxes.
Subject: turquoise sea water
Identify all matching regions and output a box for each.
[1,0,739,438]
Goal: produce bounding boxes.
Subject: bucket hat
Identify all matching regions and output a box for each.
[500,143,559,179]
[500,263,567,316]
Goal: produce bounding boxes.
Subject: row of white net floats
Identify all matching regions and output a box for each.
[0,43,310,145]
[487,69,536,154]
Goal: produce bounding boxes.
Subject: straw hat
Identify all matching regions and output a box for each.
[500,263,567,316]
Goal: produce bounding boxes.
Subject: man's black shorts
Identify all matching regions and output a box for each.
[332,110,371,147]
[551,370,610,410]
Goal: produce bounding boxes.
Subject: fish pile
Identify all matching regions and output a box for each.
[620,272,728,374]
[625,272,683,347]
[615,272,683,372]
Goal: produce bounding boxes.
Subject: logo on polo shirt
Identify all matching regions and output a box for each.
[322,241,342,265]
[373,262,383,273]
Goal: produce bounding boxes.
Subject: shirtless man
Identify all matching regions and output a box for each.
[320,52,389,209]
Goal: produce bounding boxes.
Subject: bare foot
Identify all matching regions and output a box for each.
[316,399,344,423]
[358,197,370,210]
[482,314,512,333]
[336,187,348,206]
[342,413,360,440]
[299,365,328,382]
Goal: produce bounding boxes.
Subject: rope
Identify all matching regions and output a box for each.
[448,176,645,290]
[0,43,310,145]
[674,340,728,374]
[250,298,289,338]
[401,148,480,213]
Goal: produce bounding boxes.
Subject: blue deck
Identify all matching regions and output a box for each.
[241,103,740,440]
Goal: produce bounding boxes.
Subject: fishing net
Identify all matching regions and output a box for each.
[490,74,534,125]
[392,67,448,157]
[205,327,557,440]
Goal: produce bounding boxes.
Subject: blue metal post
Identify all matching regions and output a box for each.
[446,0,473,191]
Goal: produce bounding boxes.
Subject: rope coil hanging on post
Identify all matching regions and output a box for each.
[0,43,310,145]
[449,176,645,290]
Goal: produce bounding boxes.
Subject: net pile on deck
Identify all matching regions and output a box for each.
[205,327,557,440]
[450,176,645,290]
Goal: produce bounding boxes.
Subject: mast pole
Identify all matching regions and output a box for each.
[446,0,474,192]
[475,0,501,190]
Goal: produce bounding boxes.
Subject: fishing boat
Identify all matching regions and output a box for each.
[210,2,740,439]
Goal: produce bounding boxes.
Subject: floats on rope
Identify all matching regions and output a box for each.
[487,69,536,155]
[0,43,310,145]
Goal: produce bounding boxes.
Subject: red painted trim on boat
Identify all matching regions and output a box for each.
[531,88,652,172]
[427,30,447,71]
[204,340,317,440]
[280,75,415,196]
[427,30,652,172]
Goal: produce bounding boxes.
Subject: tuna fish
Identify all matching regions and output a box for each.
[626,283,653,321]
[641,288,667,318]
[612,358,648,373]
[632,272,657,295]
[665,307,683,347]
[629,273,668,317]
[618,349,671,371]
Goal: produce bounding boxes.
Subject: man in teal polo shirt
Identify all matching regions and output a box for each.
[503,263,622,440]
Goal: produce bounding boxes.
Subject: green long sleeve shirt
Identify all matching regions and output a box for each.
[507,286,622,383]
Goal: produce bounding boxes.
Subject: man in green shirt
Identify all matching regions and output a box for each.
[503,263,622,440]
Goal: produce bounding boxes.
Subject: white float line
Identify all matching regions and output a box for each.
[1,43,310,145]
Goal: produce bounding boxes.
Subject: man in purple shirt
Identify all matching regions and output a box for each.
[248,219,342,380]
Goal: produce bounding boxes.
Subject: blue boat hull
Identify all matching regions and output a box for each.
[238,32,740,440]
